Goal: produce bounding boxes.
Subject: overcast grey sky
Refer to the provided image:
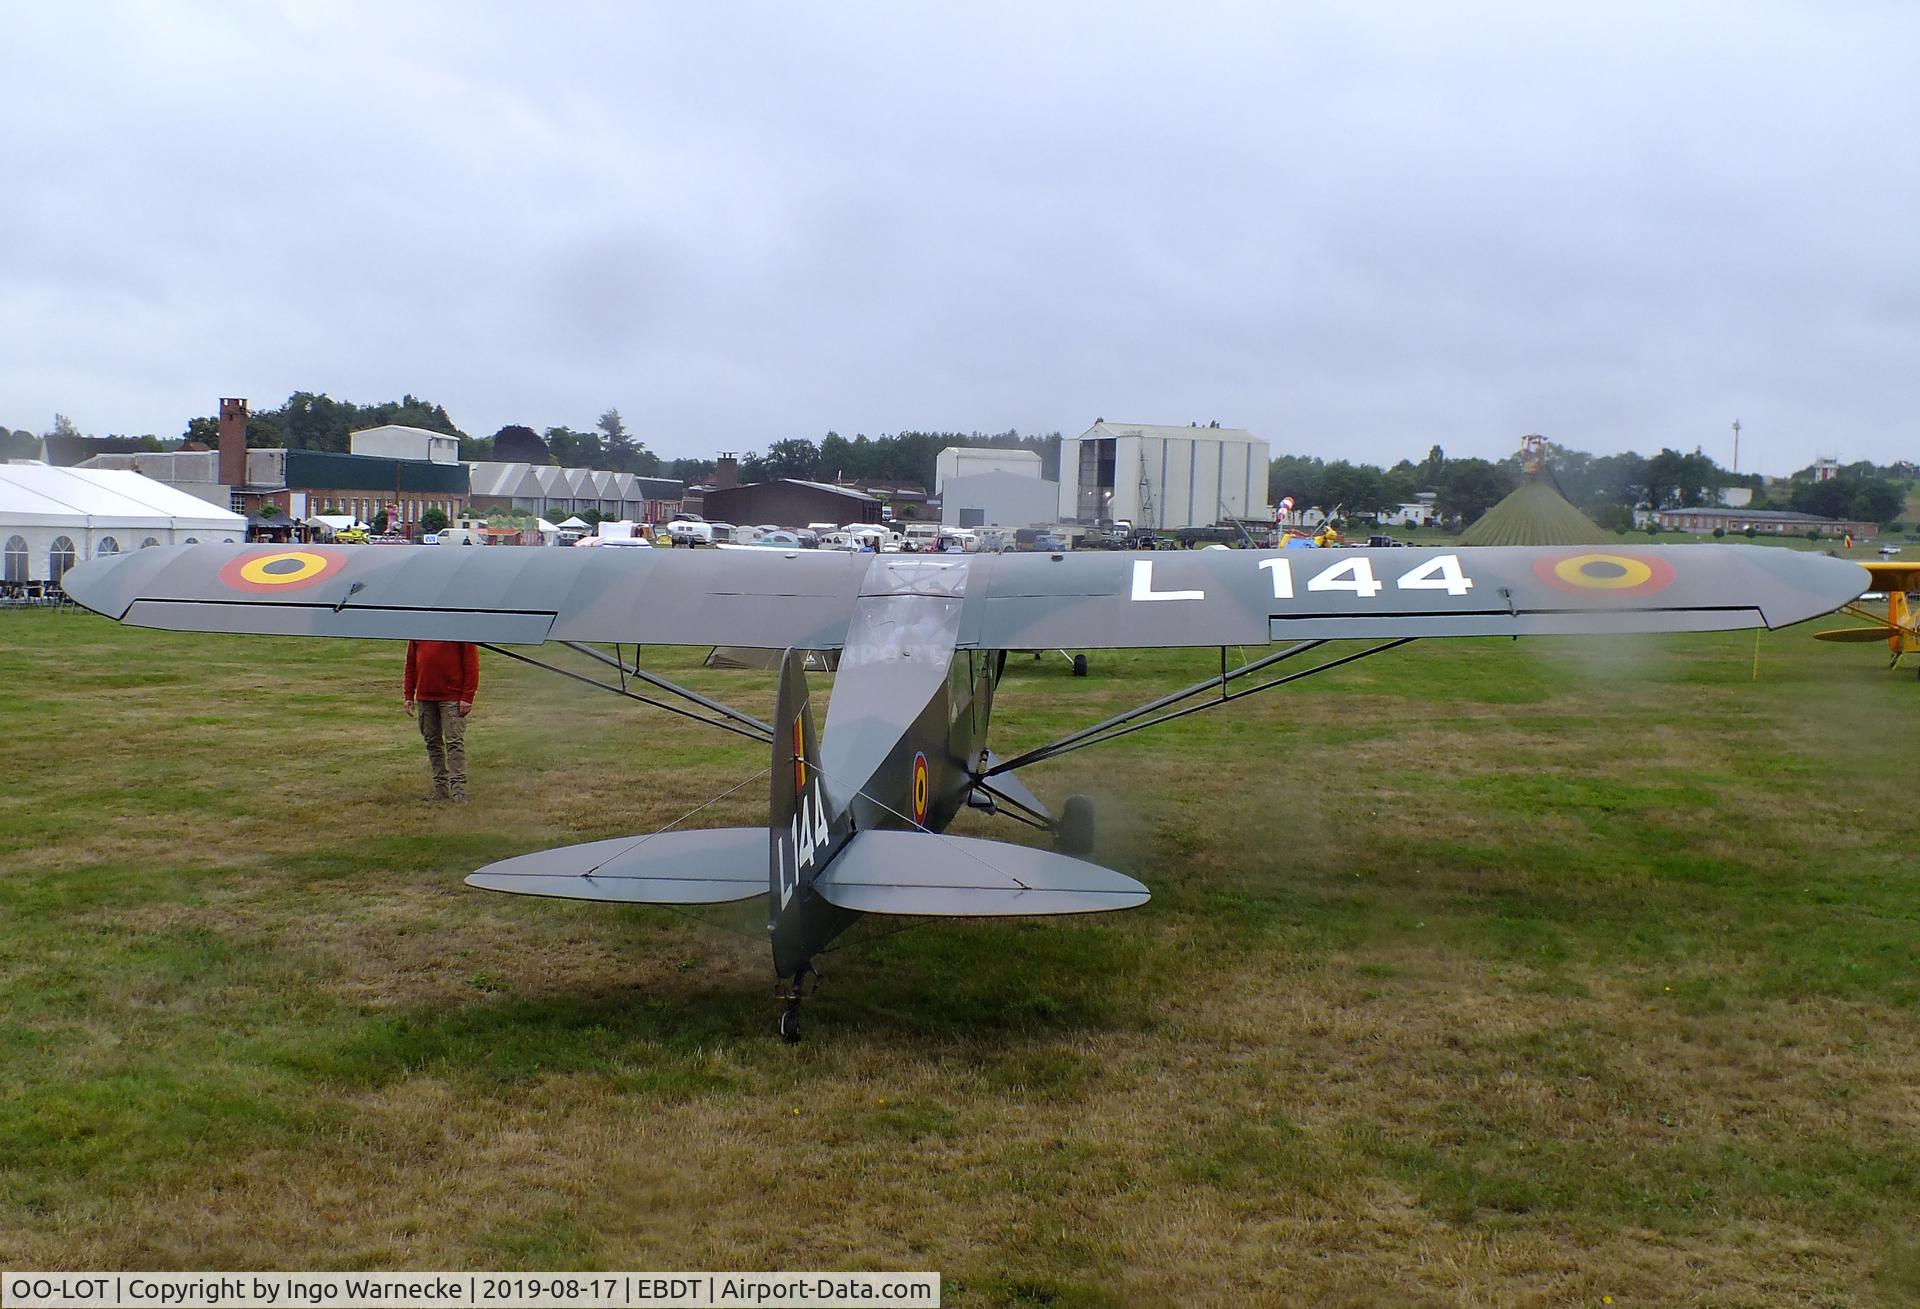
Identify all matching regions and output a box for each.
[4,1,1916,472]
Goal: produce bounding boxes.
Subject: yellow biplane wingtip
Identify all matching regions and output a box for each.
[1813,626,1898,644]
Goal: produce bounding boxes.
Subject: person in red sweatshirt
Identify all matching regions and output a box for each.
[403,640,480,802]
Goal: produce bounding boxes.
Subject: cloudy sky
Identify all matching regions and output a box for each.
[4,1,1916,472]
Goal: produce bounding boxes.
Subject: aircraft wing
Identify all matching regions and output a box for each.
[1862,561,1920,593]
[65,541,1865,650]
[959,544,1868,647]
[62,542,872,647]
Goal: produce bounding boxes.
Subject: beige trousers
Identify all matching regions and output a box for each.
[417,700,468,797]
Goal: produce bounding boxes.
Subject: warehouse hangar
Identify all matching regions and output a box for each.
[700,478,884,528]
[1060,420,1270,530]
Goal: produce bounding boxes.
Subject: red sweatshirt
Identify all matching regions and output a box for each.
[404,641,480,704]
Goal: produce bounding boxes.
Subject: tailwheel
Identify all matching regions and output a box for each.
[776,965,819,1043]
[1056,794,1095,856]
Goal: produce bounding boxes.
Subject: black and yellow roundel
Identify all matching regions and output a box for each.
[218,548,347,593]
[1532,551,1676,595]
[910,752,930,825]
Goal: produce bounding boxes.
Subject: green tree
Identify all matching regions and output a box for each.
[545,426,602,467]
[1641,448,1721,509]
[1268,453,1325,505]
[1381,460,1422,504]
[47,413,81,439]
[420,507,449,535]
[759,438,821,481]
[597,407,645,472]
[492,425,548,463]
[178,392,470,454]
[1435,459,1514,523]
[1314,461,1392,516]
[1790,474,1903,524]
[665,456,714,483]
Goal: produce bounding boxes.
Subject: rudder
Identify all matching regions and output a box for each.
[769,648,853,977]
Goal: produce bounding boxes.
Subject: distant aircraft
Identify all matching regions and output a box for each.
[65,543,1864,1038]
[1812,561,1920,672]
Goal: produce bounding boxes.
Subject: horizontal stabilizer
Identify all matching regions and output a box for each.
[813,830,1148,917]
[466,828,765,904]
[1812,626,1896,643]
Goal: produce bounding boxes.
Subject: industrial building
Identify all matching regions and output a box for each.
[1058,421,1269,530]
[468,463,682,523]
[934,446,1041,494]
[238,448,469,532]
[940,471,1060,530]
[347,424,461,464]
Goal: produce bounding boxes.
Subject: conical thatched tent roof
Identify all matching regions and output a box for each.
[1457,478,1615,546]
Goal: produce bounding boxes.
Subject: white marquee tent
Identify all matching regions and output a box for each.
[0,464,247,586]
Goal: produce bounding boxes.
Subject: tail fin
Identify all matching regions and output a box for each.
[769,649,851,949]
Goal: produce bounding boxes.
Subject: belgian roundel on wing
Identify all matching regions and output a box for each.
[218,548,350,593]
[1531,551,1677,595]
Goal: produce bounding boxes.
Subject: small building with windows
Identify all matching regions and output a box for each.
[0,464,246,588]
[1651,506,1877,539]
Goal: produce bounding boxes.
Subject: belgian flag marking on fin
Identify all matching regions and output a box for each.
[911,752,930,825]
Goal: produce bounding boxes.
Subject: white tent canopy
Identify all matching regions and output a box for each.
[0,464,246,585]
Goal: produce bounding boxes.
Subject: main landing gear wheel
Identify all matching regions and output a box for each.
[1056,794,1095,856]
[778,1007,801,1043]
[1071,654,1089,677]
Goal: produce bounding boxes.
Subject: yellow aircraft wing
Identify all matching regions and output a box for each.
[1862,561,1920,592]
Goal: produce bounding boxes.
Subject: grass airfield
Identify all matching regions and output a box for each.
[2,605,1917,1306]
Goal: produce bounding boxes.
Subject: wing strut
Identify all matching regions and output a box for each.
[480,642,774,743]
[983,638,1415,777]
[559,641,774,736]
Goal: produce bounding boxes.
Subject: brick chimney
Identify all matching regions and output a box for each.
[713,451,739,489]
[218,397,249,487]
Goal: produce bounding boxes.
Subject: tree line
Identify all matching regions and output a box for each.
[1272,445,1912,527]
[171,394,1065,491]
[24,393,1917,527]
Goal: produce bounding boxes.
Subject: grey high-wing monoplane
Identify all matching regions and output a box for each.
[65,542,1866,1038]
